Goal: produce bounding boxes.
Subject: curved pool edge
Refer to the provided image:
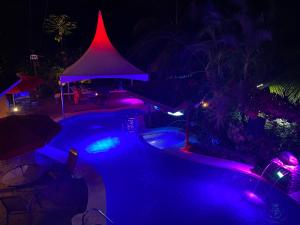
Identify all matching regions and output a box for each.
[160,148,300,205]
[165,148,257,177]
[52,106,146,122]
[52,110,264,185]
[140,127,257,178]
[47,110,300,208]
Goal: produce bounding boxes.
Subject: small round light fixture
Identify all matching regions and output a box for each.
[201,101,209,109]
[12,106,19,112]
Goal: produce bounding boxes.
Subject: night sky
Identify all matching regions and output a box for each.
[1,0,300,81]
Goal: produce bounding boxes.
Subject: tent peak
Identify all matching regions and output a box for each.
[60,10,149,84]
[91,11,113,49]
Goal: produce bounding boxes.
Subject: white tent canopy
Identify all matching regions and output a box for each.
[60,11,148,83]
[59,11,148,117]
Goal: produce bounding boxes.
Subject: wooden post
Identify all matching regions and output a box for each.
[60,83,65,118]
[66,148,78,173]
[181,106,192,152]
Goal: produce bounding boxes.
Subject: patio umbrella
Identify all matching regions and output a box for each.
[7,74,43,107]
[0,114,60,160]
[7,74,43,95]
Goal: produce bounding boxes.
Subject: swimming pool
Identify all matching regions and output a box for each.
[45,110,300,225]
[142,127,198,150]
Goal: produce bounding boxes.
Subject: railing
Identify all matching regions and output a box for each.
[82,208,114,225]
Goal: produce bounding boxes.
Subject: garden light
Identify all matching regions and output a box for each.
[201,101,209,108]
[167,111,184,117]
[256,83,264,89]
[276,171,284,179]
[12,106,19,112]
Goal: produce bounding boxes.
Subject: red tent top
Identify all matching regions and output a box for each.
[60,11,149,83]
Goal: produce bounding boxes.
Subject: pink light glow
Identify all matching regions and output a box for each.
[245,191,264,205]
[288,155,299,166]
[119,98,144,105]
[272,158,297,172]
[279,151,299,166]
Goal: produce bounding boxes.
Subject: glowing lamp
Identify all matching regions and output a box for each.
[256,83,264,89]
[12,106,19,112]
[167,111,184,117]
[276,171,284,179]
[58,81,66,86]
[201,101,209,108]
[70,149,78,156]
[95,92,99,96]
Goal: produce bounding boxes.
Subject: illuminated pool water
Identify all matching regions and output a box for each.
[45,110,300,225]
[142,127,198,150]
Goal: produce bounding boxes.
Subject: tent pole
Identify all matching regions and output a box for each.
[60,82,65,119]
[67,82,71,101]
[181,106,191,152]
[12,94,15,107]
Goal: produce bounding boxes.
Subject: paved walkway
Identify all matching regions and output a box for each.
[0,153,87,225]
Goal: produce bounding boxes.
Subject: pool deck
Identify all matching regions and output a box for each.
[13,89,147,121]
[37,145,107,225]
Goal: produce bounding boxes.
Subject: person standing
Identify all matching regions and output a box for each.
[73,86,81,105]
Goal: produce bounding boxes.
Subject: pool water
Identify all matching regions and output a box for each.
[142,127,198,150]
[45,110,300,225]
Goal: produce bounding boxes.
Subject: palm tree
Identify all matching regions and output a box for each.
[185,1,272,130]
[268,79,300,105]
[44,14,77,46]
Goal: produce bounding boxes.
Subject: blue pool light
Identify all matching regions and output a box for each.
[86,137,120,153]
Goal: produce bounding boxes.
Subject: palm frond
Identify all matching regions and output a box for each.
[44,14,77,43]
[269,82,300,104]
